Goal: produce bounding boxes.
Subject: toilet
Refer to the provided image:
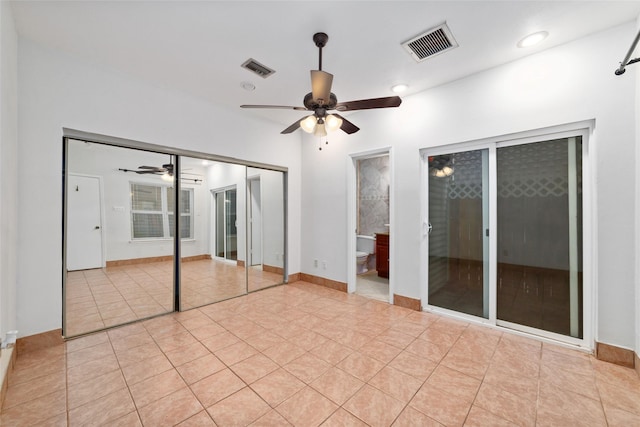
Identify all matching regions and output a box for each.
[356,235,376,274]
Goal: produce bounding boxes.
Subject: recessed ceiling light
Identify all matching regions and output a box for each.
[391,84,408,93]
[241,81,256,91]
[518,31,548,48]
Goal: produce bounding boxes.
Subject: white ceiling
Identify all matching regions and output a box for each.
[10,1,640,129]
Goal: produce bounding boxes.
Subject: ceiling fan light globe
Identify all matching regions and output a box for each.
[300,115,317,133]
[325,114,343,131]
[313,123,327,137]
[442,166,454,176]
[161,173,173,182]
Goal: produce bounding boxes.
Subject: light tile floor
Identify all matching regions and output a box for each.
[4,282,640,426]
[356,270,389,302]
[66,260,284,337]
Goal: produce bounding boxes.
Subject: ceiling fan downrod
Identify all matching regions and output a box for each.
[313,32,329,71]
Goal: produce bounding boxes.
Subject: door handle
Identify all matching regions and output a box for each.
[422,221,432,236]
[94,226,100,230]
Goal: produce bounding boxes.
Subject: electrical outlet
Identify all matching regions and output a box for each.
[313,259,318,268]
[322,261,327,269]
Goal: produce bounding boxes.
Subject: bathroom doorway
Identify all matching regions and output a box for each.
[347,149,392,302]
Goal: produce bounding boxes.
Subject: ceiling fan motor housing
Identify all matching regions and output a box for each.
[303,92,337,110]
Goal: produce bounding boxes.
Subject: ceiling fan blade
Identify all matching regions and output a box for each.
[335,96,402,111]
[333,114,360,134]
[241,104,307,111]
[281,119,302,134]
[311,70,333,104]
[138,165,165,171]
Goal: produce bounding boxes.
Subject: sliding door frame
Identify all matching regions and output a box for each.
[420,121,595,349]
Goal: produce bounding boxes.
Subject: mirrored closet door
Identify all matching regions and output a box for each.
[64,134,287,337]
[64,140,175,337]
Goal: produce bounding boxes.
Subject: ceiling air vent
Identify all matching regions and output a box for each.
[241,58,276,78]
[402,23,458,62]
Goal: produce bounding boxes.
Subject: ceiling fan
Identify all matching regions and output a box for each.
[118,157,203,183]
[119,161,174,176]
[241,32,402,135]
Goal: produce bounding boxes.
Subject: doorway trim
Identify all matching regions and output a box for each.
[347,147,394,303]
[419,120,595,349]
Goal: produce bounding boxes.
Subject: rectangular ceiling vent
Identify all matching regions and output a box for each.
[241,58,276,78]
[402,23,458,62]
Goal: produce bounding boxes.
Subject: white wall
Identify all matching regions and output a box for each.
[0,1,18,340]
[301,22,638,350]
[17,39,302,337]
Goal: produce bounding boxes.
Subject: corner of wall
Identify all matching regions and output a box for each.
[0,0,20,342]
[635,13,640,375]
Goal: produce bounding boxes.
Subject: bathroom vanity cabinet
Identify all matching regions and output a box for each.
[376,233,389,278]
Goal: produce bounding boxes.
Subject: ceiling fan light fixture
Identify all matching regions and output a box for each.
[431,165,454,178]
[313,122,327,137]
[300,115,317,133]
[325,114,343,132]
[161,172,173,182]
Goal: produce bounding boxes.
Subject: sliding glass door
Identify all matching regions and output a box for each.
[428,149,489,318]
[425,131,586,342]
[214,187,238,261]
[496,137,583,338]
